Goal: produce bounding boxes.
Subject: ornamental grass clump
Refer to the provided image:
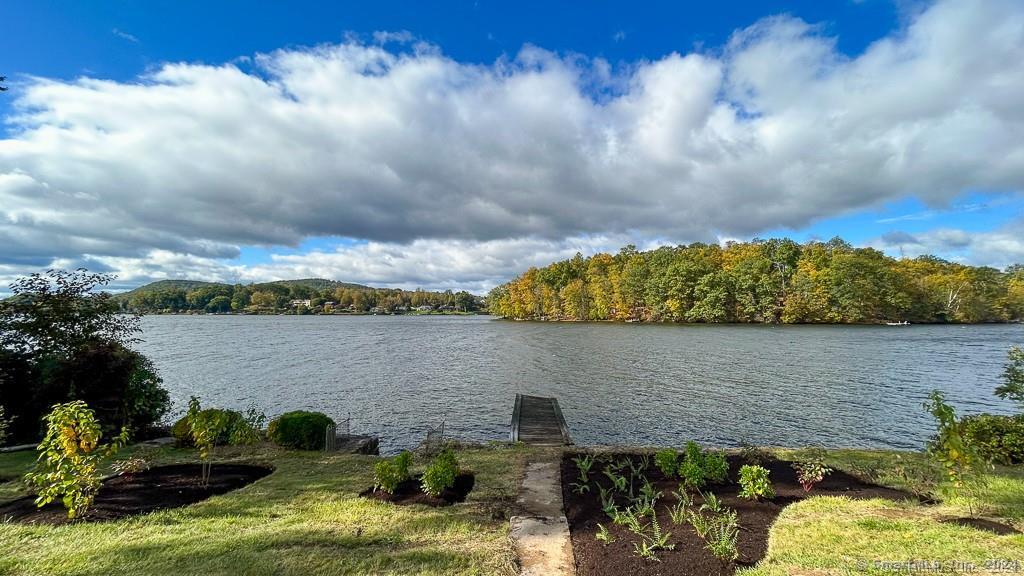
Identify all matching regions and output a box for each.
[421,449,459,497]
[738,465,774,500]
[25,400,128,519]
[373,451,412,493]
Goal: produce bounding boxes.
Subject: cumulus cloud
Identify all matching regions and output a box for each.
[1,0,1023,289]
[871,220,1024,268]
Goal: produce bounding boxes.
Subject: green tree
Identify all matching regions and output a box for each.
[995,347,1024,409]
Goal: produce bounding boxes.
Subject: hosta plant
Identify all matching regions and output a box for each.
[25,401,128,519]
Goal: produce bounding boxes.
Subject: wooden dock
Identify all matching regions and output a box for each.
[510,394,572,445]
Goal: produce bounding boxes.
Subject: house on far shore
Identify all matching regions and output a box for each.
[289,299,312,308]
[438,305,456,311]
[415,305,434,311]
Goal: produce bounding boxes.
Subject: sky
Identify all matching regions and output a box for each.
[1,0,1023,294]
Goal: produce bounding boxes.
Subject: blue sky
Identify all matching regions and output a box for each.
[1,0,1023,292]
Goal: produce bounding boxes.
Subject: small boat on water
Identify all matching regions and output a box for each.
[886,320,910,326]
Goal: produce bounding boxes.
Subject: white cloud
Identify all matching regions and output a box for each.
[870,220,1024,268]
[112,28,139,43]
[1,0,1024,288]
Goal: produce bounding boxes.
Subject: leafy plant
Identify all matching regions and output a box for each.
[573,454,595,483]
[683,441,703,467]
[603,466,628,494]
[925,390,990,516]
[704,509,739,563]
[24,401,128,519]
[703,450,729,483]
[687,508,712,538]
[111,456,149,477]
[666,488,691,525]
[678,458,706,490]
[792,448,832,492]
[374,451,412,493]
[738,465,774,500]
[654,449,678,477]
[571,481,591,495]
[421,448,459,497]
[699,491,725,515]
[595,523,615,545]
[995,346,1024,409]
[229,402,266,446]
[186,396,231,487]
[599,485,618,518]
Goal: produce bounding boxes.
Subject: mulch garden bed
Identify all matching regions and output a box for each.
[563,452,915,576]
[360,473,475,507]
[0,463,273,525]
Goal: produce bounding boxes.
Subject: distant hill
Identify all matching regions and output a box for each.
[252,278,372,292]
[113,279,224,300]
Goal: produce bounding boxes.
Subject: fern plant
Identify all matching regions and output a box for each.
[573,454,595,483]
[595,523,616,545]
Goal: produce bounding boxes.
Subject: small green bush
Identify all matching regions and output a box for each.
[421,449,459,497]
[703,450,729,484]
[374,451,413,493]
[267,411,334,450]
[738,465,774,500]
[171,408,245,447]
[654,449,678,477]
[678,458,706,490]
[962,413,1024,465]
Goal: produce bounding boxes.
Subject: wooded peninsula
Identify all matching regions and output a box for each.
[115,278,484,315]
[488,238,1024,324]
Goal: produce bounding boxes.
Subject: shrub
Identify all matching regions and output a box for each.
[703,450,729,483]
[172,408,246,447]
[962,413,1024,465]
[374,451,413,493]
[654,449,678,477]
[738,465,774,500]
[267,410,334,450]
[792,448,832,492]
[925,391,987,487]
[24,401,128,518]
[678,458,706,490]
[38,341,170,439]
[675,442,727,489]
[421,449,459,497]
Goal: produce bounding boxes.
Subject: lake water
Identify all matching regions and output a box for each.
[136,315,1023,453]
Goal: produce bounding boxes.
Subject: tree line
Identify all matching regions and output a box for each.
[488,238,1024,324]
[120,281,484,314]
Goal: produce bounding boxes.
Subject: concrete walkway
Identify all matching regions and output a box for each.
[509,454,575,576]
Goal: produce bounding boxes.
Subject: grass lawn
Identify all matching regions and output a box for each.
[1,444,1021,575]
[743,449,1024,575]
[0,442,528,576]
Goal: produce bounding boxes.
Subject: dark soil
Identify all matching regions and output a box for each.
[0,463,273,525]
[941,517,1020,535]
[563,453,916,576]
[360,473,475,507]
